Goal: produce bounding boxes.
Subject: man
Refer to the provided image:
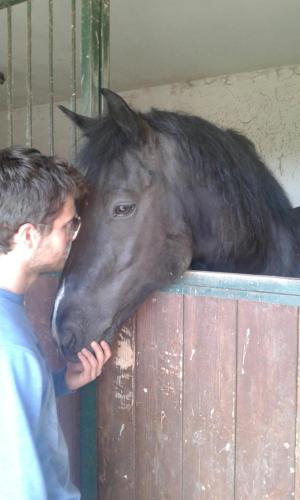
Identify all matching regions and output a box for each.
[0,146,111,499]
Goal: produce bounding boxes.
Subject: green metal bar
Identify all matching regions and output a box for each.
[6,6,13,145]
[99,0,110,114]
[81,0,110,116]
[81,0,97,116]
[80,381,98,500]
[70,0,77,160]
[48,0,54,154]
[26,0,32,147]
[80,2,110,499]
[0,0,25,9]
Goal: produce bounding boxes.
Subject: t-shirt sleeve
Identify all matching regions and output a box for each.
[0,346,48,499]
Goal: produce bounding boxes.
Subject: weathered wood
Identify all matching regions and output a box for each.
[135,292,183,499]
[96,289,300,500]
[235,301,298,498]
[183,296,237,499]
[98,317,136,500]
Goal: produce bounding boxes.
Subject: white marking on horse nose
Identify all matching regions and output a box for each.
[52,279,65,344]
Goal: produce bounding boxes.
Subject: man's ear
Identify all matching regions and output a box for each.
[14,223,40,250]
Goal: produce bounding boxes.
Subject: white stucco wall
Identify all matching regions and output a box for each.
[1,63,300,205]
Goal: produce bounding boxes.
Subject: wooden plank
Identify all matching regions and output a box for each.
[97,318,136,500]
[58,392,80,489]
[182,296,237,499]
[235,301,298,498]
[135,292,184,499]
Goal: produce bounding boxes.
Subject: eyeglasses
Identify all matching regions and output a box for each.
[65,215,82,240]
[37,215,82,241]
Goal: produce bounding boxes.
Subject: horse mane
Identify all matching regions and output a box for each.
[145,109,292,215]
[144,110,295,267]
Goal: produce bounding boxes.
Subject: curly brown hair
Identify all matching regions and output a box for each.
[0,146,87,253]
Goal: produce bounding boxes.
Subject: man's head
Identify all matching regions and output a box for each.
[0,146,86,275]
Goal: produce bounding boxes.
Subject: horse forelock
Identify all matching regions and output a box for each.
[78,116,138,182]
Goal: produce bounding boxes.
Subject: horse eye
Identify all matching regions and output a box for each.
[113,204,136,217]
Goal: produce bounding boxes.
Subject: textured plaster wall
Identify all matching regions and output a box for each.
[1,64,300,205]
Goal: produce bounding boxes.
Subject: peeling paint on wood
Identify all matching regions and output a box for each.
[97,291,300,499]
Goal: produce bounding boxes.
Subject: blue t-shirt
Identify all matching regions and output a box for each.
[0,288,80,499]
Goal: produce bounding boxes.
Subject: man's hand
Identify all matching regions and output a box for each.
[65,340,112,391]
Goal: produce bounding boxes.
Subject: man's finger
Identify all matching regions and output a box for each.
[100,340,112,362]
[90,341,106,376]
[79,348,98,378]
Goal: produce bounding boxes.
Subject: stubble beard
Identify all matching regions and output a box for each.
[30,242,72,275]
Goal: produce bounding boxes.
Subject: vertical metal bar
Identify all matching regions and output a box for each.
[48,0,54,154]
[6,6,13,145]
[80,382,98,500]
[26,0,32,147]
[99,0,110,114]
[70,0,77,159]
[81,0,110,117]
[80,4,110,499]
[81,0,94,116]
[88,0,93,114]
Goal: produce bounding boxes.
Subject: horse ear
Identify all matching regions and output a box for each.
[101,88,140,137]
[58,105,95,131]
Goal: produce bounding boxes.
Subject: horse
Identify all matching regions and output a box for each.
[52,89,300,360]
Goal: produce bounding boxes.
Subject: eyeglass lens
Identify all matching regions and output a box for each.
[69,216,81,239]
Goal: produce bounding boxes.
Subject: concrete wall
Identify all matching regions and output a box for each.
[1,63,300,205]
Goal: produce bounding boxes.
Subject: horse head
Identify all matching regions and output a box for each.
[52,90,193,360]
[53,89,300,360]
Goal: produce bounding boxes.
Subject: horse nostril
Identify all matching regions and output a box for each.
[61,331,77,356]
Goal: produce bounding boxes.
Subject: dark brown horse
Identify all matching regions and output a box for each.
[52,89,300,359]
